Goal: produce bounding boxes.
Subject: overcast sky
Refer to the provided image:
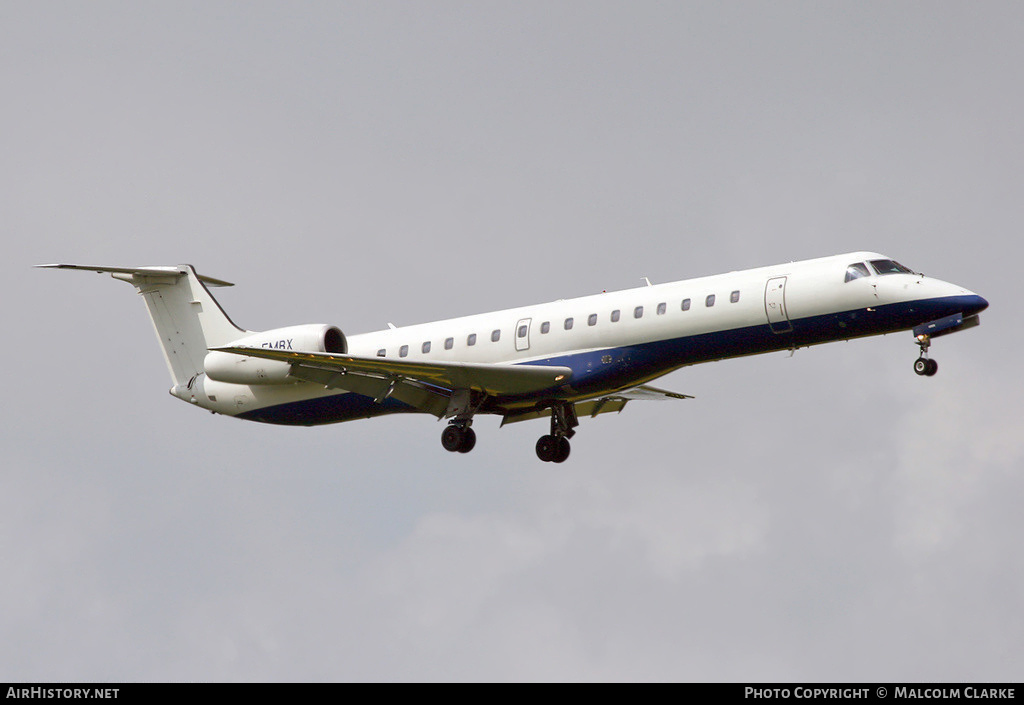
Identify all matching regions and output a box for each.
[2,1,1021,681]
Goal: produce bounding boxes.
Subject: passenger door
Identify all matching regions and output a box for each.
[764,277,793,333]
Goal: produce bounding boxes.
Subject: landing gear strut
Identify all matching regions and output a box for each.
[914,334,938,377]
[441,421,476,453]
[536,401,577,463]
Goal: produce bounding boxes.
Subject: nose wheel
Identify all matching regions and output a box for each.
[914,357,938,376]
[913,334,938,376]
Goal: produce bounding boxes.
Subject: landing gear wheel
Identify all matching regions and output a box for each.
[913,333,938,377]
[457,427,476,453]
[536,435,558,462]
[552,436,571,463]
[442,425,476,453]
[535,401,579,462]
[536,435,571,463]
[441,425,466,452]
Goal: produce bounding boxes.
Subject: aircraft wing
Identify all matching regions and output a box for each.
[210,346,573,417]
[500,384,694,425]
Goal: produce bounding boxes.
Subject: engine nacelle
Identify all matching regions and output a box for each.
[204,324,346,385]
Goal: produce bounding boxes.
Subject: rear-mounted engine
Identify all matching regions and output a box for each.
[204,324,346,385]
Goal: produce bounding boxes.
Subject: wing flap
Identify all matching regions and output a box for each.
[500,397,630,425]
[614,384,695,401]
[500,384,693,426]
[287,364,452,417]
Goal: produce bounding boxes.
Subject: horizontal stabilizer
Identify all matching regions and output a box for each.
[36,263,234,287]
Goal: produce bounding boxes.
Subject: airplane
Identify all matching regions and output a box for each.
[39,252,988,462]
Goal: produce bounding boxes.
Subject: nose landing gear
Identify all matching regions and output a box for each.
[914,334,938,376]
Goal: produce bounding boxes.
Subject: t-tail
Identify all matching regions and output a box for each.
[36,264,248,391]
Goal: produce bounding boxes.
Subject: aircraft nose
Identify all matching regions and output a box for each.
[964,294,989,316]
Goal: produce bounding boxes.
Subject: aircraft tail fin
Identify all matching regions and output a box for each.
[37,264,249,387]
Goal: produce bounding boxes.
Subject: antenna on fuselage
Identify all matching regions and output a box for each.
[642,277,653,287]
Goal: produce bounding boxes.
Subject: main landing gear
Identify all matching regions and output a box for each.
[441,421,476,453]
[914,334,938,377]
[439,400,580,463]
[440,389,481,454]
[535,401,578,464]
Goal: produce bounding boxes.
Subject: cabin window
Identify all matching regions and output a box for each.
[706,294,716,307]
[611,309,620,322]
[657,302,667,315]
[681,298,691,311]
[399,345,409,358]
[467,333,477,346]
[518,325,528,338]
[845,263,870,282]
[444,337,454,350]
[377,348,386,357]
[730,290,740,303]
[491,329,501,342]
[634,306,644,319]
[422,341,431,354]
[564,317,574,330]
[541,321,550,334]
[869,259,913,276]
[588,313,598,326]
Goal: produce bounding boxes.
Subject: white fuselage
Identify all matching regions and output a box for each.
[193,251,986,423]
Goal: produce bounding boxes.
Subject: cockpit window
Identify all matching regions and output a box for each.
[869,259,914,275]
[844,263,870,282]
